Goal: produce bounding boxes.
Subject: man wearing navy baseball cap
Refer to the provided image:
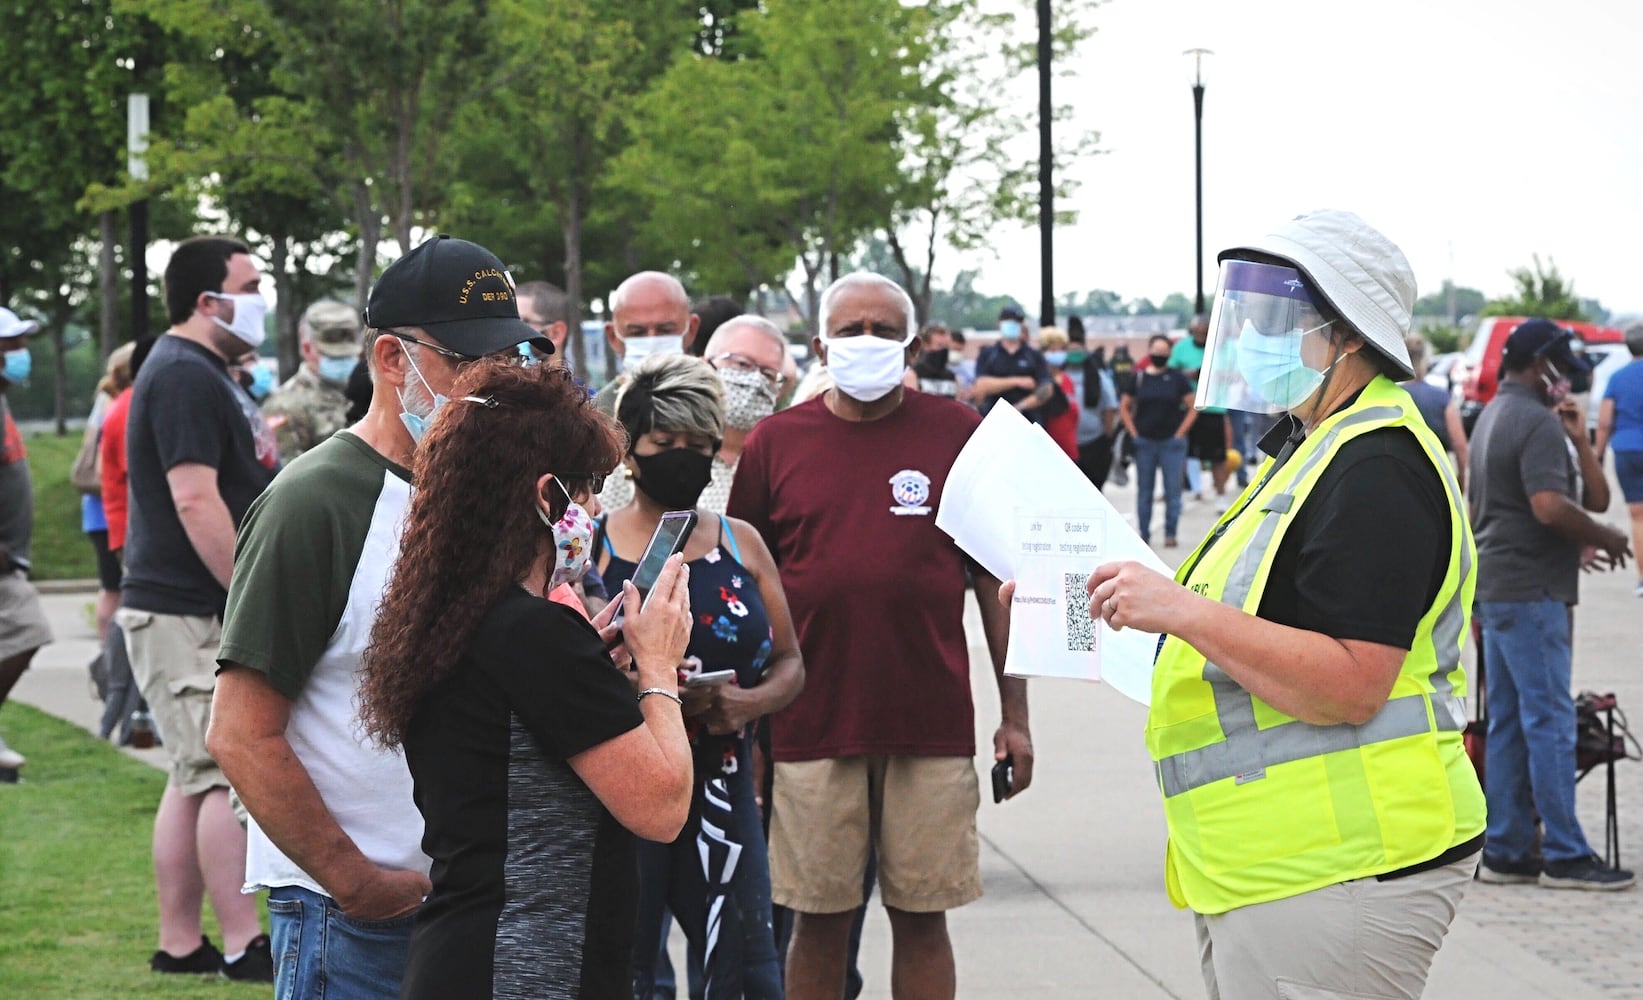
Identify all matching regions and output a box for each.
[1470,317,1634,891]
[212,235,553,999]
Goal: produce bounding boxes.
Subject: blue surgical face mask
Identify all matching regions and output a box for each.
[999,320,1023,341]
[246,364,275,401]
[1044,350,1068,367]
[2,348,30,385]
[317,355,356,384]
[397,344,448,445]
[1234,319,1337,411]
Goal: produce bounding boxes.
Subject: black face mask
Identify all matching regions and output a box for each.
[1149,353,1171,369]
[632,448,714,511]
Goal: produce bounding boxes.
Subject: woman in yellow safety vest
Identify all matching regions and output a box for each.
[1087,211,1486,1000]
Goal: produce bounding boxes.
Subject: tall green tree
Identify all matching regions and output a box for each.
[614,0,917,331]
[445,0,690,378]
[1482,255,1587,321]
[884,0,1102,324]
[0,0,174,428]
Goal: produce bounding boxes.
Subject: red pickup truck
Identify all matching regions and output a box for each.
[1457,316,1625,431]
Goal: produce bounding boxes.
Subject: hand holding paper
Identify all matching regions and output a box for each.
[936,404,1171,704]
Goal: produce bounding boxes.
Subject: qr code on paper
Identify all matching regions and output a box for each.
[1063,572,1095,652]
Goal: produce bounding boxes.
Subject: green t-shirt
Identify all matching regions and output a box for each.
[1168,337,1224,414]
[216,430,427,894]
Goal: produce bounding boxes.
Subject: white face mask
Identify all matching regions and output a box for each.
[206,292,269,349]
[821,331,913,402]
[622,334,684,372]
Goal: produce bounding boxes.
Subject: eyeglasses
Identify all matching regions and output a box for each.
[390,331,478,364]
[709,352,785,387]
[561,472,607,497]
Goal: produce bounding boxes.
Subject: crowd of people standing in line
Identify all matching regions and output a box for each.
[0,210,1640,1000]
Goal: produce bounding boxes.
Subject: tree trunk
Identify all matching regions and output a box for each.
[562,189,590,382]
[353,183,380,315]
[270,232,297,380]
[98,211,118,362]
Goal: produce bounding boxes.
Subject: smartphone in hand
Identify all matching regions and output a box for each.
[606,510,698,643]
[991,756,1014,804]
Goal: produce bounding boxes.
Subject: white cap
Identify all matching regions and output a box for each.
[0,307,41,341]
[1220,210,1416,378]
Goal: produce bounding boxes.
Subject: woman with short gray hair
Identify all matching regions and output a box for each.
[597,352,803,999]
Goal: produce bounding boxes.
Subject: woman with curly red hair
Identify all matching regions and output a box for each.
[359,357,695,999]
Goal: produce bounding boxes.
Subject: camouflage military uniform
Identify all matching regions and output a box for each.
[261,366,349,462]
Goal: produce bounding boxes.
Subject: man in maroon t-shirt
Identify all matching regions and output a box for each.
[727,272,1033,1000]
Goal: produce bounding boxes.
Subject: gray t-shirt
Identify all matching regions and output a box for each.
[1468,381,1580,604]
[0,397,32,566]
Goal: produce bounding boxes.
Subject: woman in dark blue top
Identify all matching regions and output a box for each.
[1119,334,1198,547]
[596,354,804,1000]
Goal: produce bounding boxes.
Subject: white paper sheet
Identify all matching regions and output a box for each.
[936,404,1170,704]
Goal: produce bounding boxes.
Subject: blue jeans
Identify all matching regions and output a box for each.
[632,761,782,1000]
[1478,598,1594,864]
[1133,436,1187,542]
[267,884,415,1000]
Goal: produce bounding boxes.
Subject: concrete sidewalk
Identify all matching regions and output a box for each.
[8,461,1641,998]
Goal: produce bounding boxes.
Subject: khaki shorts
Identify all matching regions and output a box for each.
[1195,853,1478,1000]
[770,755,982,915]
[116,609,226,796]
[0,571,53,661]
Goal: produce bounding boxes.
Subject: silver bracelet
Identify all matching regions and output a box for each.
[637,687,682,706]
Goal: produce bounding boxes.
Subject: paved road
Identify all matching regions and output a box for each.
[8,457,1641,998]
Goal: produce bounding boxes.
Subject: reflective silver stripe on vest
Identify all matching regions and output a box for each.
[1416,430,1473,731]
[1165,403,1460,798]
[1156,691,1455,797]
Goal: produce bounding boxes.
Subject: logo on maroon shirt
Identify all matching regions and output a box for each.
[888,469,932,516]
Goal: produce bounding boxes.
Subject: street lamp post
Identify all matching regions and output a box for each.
[1037,0,1055,328]
[1184,48,1212,316]
[128,93,151,342]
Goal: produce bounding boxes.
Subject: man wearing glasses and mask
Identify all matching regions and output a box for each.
[210,236,556,999]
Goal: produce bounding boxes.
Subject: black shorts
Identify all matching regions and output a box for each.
[1189,412,1227,463]
[87,529,123,592]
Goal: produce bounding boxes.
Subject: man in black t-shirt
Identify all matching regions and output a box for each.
[115,236,278,981]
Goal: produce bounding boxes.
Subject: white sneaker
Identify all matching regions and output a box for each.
[0,736,24,771]
[1635,581,1643,598]
[1215,497,1230,514]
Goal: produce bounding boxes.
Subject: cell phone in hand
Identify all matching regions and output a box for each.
[685,669,737,688]
[991,756,1014,804]
[607,510,698,640]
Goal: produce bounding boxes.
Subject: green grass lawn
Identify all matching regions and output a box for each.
[21,431,99,582]
[0,705,266,997]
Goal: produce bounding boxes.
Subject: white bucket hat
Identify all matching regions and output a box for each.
[1219,210,1416,378]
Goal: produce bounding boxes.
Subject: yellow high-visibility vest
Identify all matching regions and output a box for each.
[1147,375,1486,915]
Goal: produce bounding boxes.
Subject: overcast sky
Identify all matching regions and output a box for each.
[960,0,1643,320]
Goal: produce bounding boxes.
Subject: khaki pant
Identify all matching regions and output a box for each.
[0,571,52,661]
[770,755,982,914]
[1195,853,1479,1000]
[116,609,226,796]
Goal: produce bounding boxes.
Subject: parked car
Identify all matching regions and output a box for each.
[1457,316,1627,433]
[1584,342,1631,434]
[1424,351,1464,392]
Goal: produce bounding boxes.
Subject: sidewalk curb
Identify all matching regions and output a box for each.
[34,578,100,595]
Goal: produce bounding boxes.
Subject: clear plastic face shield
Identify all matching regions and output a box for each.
[1198,259,1339,415]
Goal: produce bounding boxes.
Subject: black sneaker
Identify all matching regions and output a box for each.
[222,933,274,982]
[150,935,223,974]
[1540,855,1636,891]
[1477,854,1540,884]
